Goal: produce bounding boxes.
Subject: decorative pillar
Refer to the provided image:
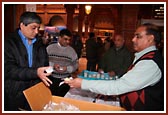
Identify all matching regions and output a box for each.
[15,4,26,29]
[84,15,89,38]
[89,5,95,32]
[84,5,92,38]
[65,5,76,32]
[121,4,139,52]
[113,6,122,35]
[78,5,85,37]
[43,4,48,25]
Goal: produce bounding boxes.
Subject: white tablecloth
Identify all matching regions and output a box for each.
[64,88,120,107]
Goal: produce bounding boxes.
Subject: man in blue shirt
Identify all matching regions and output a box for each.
[4,12,53,111]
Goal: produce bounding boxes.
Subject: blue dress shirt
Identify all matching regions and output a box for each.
[18,30,36,67]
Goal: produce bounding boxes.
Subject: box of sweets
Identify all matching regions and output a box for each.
[78,70,118,80]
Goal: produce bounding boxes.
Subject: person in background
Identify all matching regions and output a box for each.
[46,29,78,97]
[71,34,83,59]
[42,31,52,47]
[96,37,105,65]
[104,37,114,52]
[85,32,98,71]
[98,34,133,78]
[4,12,53,111]
[65,23,164,111]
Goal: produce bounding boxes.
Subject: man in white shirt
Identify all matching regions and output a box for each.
[65,23,164,111]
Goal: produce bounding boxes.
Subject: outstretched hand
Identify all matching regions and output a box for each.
[37,66,53,87]
[64,78,83,88]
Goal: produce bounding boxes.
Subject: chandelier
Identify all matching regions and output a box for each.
[85,5,92,15]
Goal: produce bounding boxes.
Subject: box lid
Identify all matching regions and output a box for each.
[23,82,52,111]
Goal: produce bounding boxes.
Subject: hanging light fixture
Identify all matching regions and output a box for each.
[85,5,92,15]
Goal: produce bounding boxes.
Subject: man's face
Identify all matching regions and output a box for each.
[59,35,71,47]
[20,22,40,40]
[132,26,154,52]
[114,35,124,48]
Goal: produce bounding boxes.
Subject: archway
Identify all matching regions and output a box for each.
[48,15,65,26]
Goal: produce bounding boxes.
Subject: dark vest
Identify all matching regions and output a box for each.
[120,50,164,111]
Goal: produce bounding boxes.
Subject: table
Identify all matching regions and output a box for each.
[64,88,120,107]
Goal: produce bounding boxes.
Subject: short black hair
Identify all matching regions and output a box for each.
[142,23,162,44]
[89,32,95,38]
[59,29,72,37]
[19,11,42,26]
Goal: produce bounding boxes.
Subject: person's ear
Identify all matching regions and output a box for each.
[148,35,155,43]
[20,22,24,29]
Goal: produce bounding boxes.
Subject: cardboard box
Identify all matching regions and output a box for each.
[23,82,125,111]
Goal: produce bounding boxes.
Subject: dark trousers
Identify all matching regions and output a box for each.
[49,76,70,97]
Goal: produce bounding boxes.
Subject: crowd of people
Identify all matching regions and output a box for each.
[4,11,164,111]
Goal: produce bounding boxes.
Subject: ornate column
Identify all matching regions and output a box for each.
[43,4,48,25]
[78,5,85,37]
[121,4,139,52]
[84,5,92,38]
[89,5,95,32]
[65,5,76,32]
[84,15,89,38]
[15,4,26,29]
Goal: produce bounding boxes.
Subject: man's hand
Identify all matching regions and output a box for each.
[37,66,53,86]
[64,78,83,88]
[54,64,67,73]
[108,71,116,77]
[98,69,104,74]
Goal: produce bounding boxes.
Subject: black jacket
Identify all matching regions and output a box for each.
[86,38,98,60]
[4,29,49,110]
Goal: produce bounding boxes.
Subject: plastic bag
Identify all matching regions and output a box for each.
[43,101,80,111]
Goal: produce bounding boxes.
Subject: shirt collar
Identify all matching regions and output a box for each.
[57,42,67,49]
[57,42,62,47]
[18,29,36,45]
[115,46,123,51]
[134,46,157,62]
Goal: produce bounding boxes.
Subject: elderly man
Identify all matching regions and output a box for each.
[65,23,164,111]
[98,34,133,78]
